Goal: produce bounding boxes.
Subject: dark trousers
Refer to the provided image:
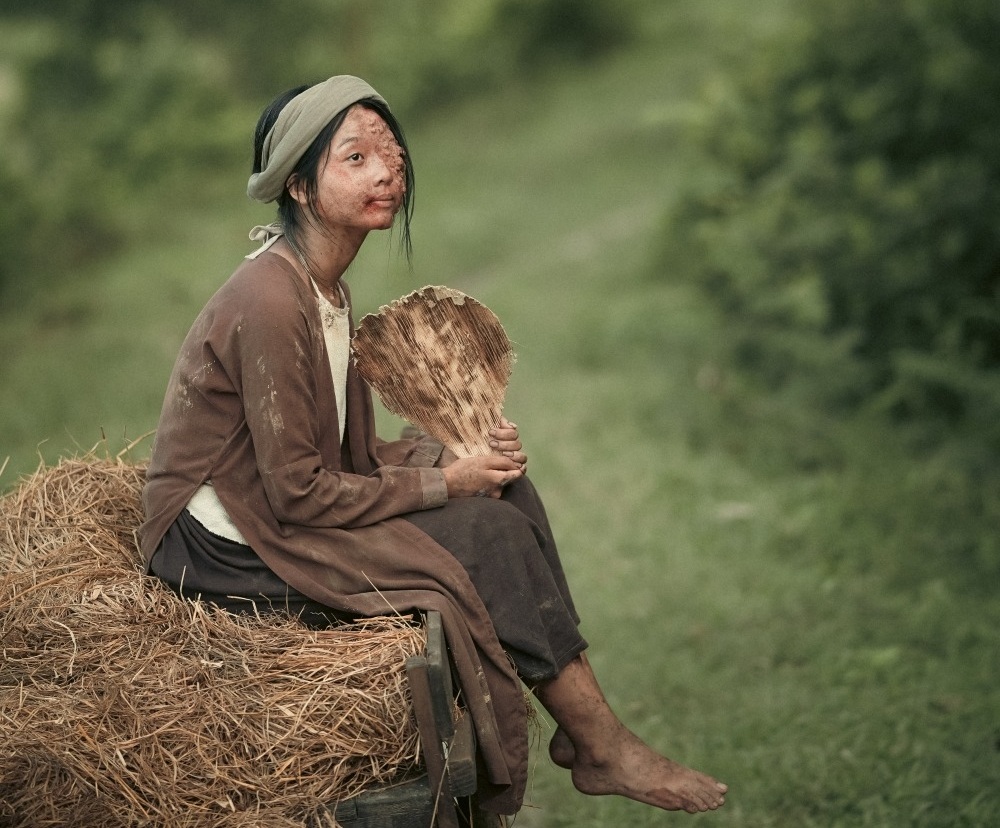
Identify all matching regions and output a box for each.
[402,476,587,682]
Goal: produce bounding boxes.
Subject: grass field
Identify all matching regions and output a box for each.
[2,1,998,825]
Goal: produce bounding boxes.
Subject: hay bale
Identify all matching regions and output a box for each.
[0,456,424,827]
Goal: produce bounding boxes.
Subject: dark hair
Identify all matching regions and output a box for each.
[252,85,415,261]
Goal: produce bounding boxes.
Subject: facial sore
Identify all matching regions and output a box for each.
[367,116,407,197]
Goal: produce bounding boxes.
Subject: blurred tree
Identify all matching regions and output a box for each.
[0,2,253,300]
[0,0,635,302]
[659,0,1000,448]
[493,0,631,66]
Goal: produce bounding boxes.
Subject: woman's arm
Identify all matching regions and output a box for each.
[375,433,446,468]
[231,280,445,528]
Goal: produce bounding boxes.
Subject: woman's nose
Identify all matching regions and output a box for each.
[371,152,393,185]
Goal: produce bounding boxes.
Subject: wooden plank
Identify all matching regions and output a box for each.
[446,709,477,797]
[425,611,455,740]
[331,775,434,828]
[406,655,461,828]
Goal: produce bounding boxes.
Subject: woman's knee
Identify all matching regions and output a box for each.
[477,498,541,548]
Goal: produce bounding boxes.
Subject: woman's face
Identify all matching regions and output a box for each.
[305,105,407,235]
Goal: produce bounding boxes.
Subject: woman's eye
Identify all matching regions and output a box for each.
[348,152,363,162]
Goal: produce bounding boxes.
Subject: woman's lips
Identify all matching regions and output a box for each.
[368,195,399,211]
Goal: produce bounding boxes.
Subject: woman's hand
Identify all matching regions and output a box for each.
[489,417,527,470]
[436,416,527,472]
[442,456,523,499]
[441,417,526,499]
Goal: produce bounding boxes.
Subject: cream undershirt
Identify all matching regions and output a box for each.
[315,282,351,445]
[186,258,350,544]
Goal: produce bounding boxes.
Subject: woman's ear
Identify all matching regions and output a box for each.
[286,174,307,207]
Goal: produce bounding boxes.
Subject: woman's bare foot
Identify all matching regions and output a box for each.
[568,721,727,813]
[535,654,727,814]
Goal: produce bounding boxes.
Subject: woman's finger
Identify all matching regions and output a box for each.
[489,418,519,441]
[488,469,522,497]
[494,450,527,466]
[489,430,519,444]
[480,455,521,471]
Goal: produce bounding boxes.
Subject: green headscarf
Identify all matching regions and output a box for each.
[247,75,387,203]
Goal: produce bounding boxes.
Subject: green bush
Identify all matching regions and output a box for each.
[659,0,1000,448]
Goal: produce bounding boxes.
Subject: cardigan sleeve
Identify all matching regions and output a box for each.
[376,433,446,468]
[226,277,447,528]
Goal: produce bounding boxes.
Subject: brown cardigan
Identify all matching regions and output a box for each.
[139,252,528,813]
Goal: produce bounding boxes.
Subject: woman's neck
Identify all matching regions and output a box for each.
[280,227,366,307]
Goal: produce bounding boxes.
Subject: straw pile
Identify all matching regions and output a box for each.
[0,456,425,827]
[353,286,514,458]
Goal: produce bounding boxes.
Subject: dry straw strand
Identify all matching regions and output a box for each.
[352,285,514,458]
[1,454,425,827]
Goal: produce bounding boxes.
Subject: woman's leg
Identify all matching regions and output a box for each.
[401,476,587,683]
[406,479,726,813]
[534,653,728,814]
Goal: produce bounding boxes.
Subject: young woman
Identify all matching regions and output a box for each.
[140,75,727,818]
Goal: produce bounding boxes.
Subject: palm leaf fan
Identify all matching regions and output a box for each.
[352,286,514,458]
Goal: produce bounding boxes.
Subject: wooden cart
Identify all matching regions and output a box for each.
[332,612,500,828]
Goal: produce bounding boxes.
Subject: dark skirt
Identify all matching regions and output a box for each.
[149,476,587,682]
[148,508,355,627]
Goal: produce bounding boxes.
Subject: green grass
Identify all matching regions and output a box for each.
[3,1,999,825]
